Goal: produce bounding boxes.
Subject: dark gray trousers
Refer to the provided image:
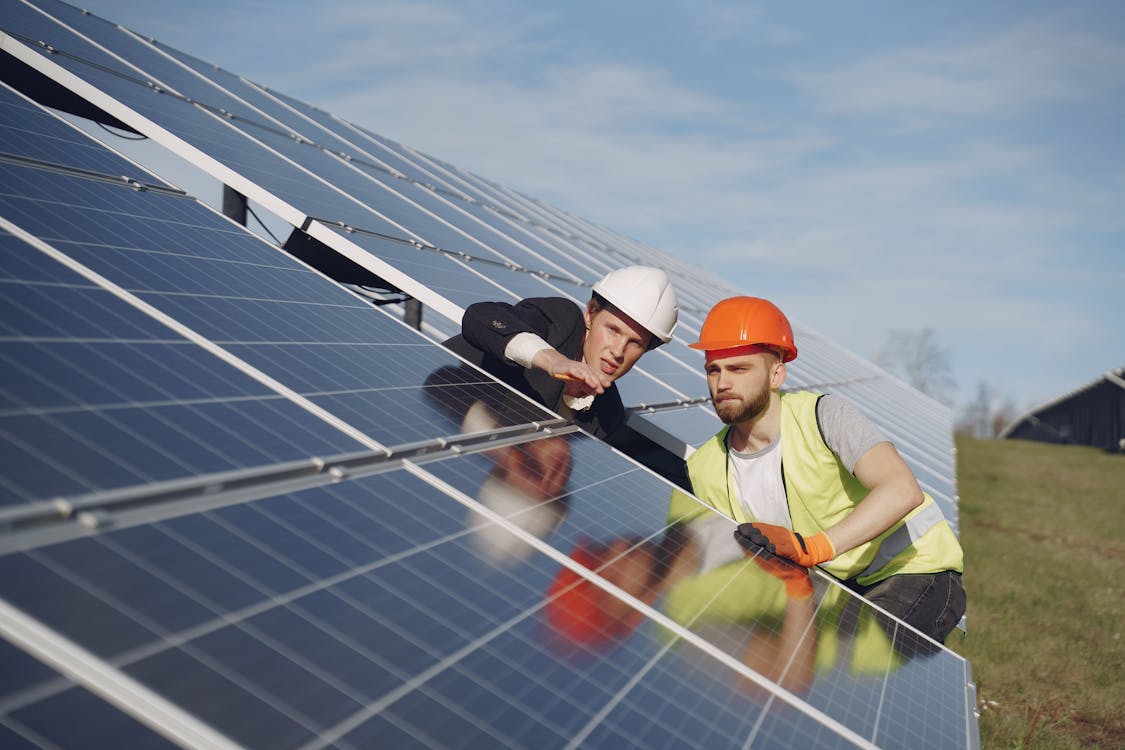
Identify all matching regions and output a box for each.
[846,570,966,649]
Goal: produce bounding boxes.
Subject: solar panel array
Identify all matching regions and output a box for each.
[1,1,977,747]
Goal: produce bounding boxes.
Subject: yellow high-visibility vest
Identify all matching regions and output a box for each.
[668,391,963,585]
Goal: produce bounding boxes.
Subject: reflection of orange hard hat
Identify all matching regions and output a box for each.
[689,296,798,362]
[545,541,641,647]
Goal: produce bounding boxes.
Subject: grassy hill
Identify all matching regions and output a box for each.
[950,436,1125,749]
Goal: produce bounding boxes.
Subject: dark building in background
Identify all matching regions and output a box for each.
[1001,367,1125,452]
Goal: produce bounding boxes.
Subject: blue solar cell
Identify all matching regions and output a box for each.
[0,134,556,460]
[627,349,709,396]
[0,469,529,745]
[0,552,161,657]
[328,227,569,306]
[0,83,167,183]
[0,231,365,505]
[4,682,182,749]
[0,637,55,703]
[633,406,725,448]
[125,642,314,749]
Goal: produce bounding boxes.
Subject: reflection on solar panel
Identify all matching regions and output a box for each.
[1,1,977,747]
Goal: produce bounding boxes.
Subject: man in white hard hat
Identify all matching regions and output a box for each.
[442,266,678,442]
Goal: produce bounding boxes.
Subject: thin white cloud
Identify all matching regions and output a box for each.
[679,1,806,46]
[284,1,560,84]
[92,0,559,91]
[793,20,1125,121]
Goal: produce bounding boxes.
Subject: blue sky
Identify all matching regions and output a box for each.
[75,0,1124,414]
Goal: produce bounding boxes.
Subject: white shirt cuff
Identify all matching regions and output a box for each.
[504,332,553,368]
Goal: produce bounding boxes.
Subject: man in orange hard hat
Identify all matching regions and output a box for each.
[668,296,966,644]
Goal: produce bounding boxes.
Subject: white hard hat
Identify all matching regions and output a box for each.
[592,265,678,345]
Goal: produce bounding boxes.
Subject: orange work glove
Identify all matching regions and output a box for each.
[734,522,836,568]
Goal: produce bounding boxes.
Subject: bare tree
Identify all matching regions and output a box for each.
[990,397,1019,437]
[873,328,957,406]
[955,381,1020,437]
[956,382,991,437]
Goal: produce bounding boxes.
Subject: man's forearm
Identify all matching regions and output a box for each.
[825,477,923,555]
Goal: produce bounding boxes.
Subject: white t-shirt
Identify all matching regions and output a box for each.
[727,394,888,529]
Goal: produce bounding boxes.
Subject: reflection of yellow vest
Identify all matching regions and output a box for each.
[813,585,906,675]
[668,391,963,585]
[661,559,904,676]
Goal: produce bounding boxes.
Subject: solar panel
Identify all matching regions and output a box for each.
[1,2,976,747]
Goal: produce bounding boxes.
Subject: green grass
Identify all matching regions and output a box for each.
[948,436,1125,749]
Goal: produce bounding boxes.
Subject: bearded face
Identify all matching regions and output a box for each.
[713,374,772,424]
[704,347,783,425]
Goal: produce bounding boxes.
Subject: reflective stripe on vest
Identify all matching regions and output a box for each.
[854,499,946,581]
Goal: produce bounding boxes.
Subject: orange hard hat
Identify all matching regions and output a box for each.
[689,296,798,362]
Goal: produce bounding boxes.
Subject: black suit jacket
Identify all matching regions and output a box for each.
[441,297,627,441]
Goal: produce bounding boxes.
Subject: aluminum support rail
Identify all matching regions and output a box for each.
[0,418,575,554]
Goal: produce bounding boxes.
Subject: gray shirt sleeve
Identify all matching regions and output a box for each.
[815,394,889,473]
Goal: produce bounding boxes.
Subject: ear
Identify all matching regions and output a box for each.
[771,361,787,389]
[583,301,595,329]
